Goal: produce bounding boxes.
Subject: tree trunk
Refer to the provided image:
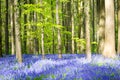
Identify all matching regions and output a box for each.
[77,0,85,53]
[66,1,71,53]
[51,0,55,54]
[103,0,116,58]
[23,0,27,54]
[71,0,75,54]
[14,0,22,63]
[10,0,15,55]
[0,0,2,57]
[5,0,9,55]
[85,0,91,60]
[56,0,62,58]
[33,0,39,55]
[118,0,120,54]
[98,0,105,54]
[40,0,45,59]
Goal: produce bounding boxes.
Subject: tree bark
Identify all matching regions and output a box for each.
[10,0,15,55]
[98,0,105,54]
[23,0,27,54]
[118,0,120,54]
[51,0,55,54]
[14,0,22,63]
[71,0,75,54]
[103,0,116,58]
[56,0,62,58]
[5,0,9,55]
[66,1,71,53]
[85,0,91,60]
[0,0,2,57]
[40,0,45,59]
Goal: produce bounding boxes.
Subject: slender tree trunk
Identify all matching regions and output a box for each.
[14,0,22,63]
[5,0,9,55]
[77,0,81,53]
[62,2,65,53]
[33,0,39,55]
[40,0,45,59]
[51,0,55,54]
[91,0,95,52]
[103,0,116,58]
[77,0,84,53]
[28,0,34,54]
[94,0,97,42]
[10,0,15,55]
[66,1,71,53]
[41,26,45,58]
[85,0,91,60]
[71,0,75,54]
[23,0,27,54]
[96,0,100,53]
[0,0,2,57]
[91,0,95,41]
[56,0,62,58]
[118,0,120,54]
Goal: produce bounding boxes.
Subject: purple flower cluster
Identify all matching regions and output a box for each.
[0,54,120,80]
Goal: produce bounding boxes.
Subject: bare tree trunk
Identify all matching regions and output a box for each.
[10,0,15,55]
[40,0,45,59]
[23,0,27,54]
[85,0,91,60]
[66,1,71,53]
[118,0,120,54]
[5,0,9,55]
[0,0,2,57]
[33,0,39,55]
[103,0,116,58]
[14,0,22,63]
[56,0,62,58]
[77,0,84,53]
[51,0,55,54]
[71,0,75,54]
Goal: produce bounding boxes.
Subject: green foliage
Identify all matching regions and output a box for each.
[60,0,69,3]
[74,78,83,80]
[34,75,48,80]
[74,38,86,49]
[91,41,98,53]
[51,74,56,79]
[110,73,115,77]
[97,63,104,67]
[26,76,31,80]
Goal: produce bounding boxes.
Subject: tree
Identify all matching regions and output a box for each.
[33,0,39,55]
[40,0,45,59]
[85,0,91,60]
[51,0,55,54]
[103,0,116,58]
[98,0,105,54]
[66,1,71,53]
[23,0,27,54]
[56,0,62,58]
[0,0,2,57]
[77,0,85,53]
[118,0,120,55]
[10,0,15,55]
[5,0,9,54]
[14,0,22,63]
[71,0,75,54]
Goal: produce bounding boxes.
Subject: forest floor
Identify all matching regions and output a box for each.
[0,54,120,80]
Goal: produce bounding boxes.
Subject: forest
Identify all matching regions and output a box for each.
[0,0,120,80]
